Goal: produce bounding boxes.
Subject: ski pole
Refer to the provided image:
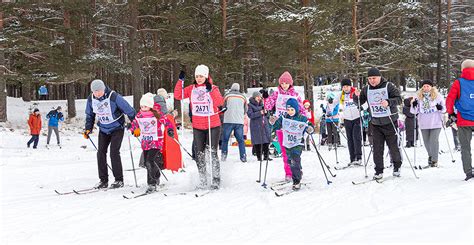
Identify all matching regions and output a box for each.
[261,156,269,188]
[309,134,332,185]
[414,110,418,169]
[257,115,265,183]
[171,137,193,159]
[87,137,113,172]
[388,117,419,179]
[309,133,336,177]
[134,137,168,181]
[357,96,367,178]
[127,133,138,187]
[438,113,455,163]
[181,75,186,169]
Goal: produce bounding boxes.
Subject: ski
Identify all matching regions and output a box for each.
[375,176,398,183]
[123,186,167,199]
[335,163,363,170]
[274,183,309,197]
[268,180,292,189]
[54,187,96,195]
[352,178,377,185]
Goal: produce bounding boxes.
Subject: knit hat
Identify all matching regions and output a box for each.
[230,83,240,91]
[303,99,311,106]
[420,79,434,87]
[56,106,62,110]
[252,91,262,98]
[90,79,106,92]
[33,108,39,113]
[367,67,381,77]
[195,64,209,78]
[461,59,474,71]
[286,98,299,115]
[279,71,294,86]
[340,78,352,87]
[156,88,168,99]
[140,93,155,108]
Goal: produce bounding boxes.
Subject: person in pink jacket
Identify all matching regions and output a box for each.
[129,93,172,193]
[264,71,305,181]
[410,79,446,168]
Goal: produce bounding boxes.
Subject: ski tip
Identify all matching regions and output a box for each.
[351,181,356,185]
[123,195,130,199]
[256,180,261,183]
[73,190,81,195]
[54,190,61,195]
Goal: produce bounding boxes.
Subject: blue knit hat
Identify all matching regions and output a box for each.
[286,98,299,115]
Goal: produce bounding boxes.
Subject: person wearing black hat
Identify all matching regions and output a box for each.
[46,106,64,148]
[27,108,42,149]
[339,78,363,165]
[354,67,402,180]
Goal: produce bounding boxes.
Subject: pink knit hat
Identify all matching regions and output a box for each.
[278,71,293,86]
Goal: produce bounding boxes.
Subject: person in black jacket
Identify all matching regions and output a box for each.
[402,97,418,148]
[354,68,402,180]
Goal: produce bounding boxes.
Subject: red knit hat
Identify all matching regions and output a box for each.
[279,71,293,86]
[303,99,311,106]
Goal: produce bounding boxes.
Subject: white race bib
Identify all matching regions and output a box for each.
[367,84,390,118]
[191,86,214,116]
[275,94,296,117]
[282,117,307,148]
[92,92,115,125]
[138,117,159,141]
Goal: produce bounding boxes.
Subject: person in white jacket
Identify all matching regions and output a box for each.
[338,78,363,165]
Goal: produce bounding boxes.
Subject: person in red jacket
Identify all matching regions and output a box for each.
[446,59,474,181]
[174,64,224,189]
[303,100,315,150]
[27,108,42,149]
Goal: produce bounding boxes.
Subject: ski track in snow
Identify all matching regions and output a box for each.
[1,95,473,244]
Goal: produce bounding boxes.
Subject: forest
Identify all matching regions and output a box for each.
[0,0,472,120]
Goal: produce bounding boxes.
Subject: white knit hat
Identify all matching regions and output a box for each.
[156,88,168,99]
[461,59,474,71]
[195,64,209,78]
[140,93,155,108]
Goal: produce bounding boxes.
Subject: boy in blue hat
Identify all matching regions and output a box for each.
[270,98,314,190]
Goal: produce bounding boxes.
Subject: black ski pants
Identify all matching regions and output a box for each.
[372,122,402,174]
[344,118,362,162]
[97,129,124,183]
[143,149,161,185]
[193,127,221,185]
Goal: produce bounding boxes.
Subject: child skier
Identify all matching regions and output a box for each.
[174,65,224,189]
[270,98,313,190]
[403,97,418,148]
[264,71,306,181]
[27,108,42,149]
[325,92,341,150]
[129,93,172,193]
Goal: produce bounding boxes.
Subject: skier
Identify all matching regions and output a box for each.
[303,100,315,150]
[264,71,305,181]
[269,98,314,190]
[410,79,445,168]
[83,79,136,189]
[446,59,474,181]
[46,106,64,148]
[338,78,362,165]
[129,93,173,193]
[354,67,402,180]
[174,65,224,189]
[27,108,42,149]
[324,92,341,150]
[221,83,248,162]
[248,91,272,162]
[403,97,418,148]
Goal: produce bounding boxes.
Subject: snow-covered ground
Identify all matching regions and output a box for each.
[1,92,473,244]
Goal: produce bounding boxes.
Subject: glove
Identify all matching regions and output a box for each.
[261,89,269,99]
[167,128,174,137]
[269,116,277,125]
[133,128,141,137]
[83,129,91,139]
[320,104,324,109]
[124,122,132,130]
[306,126,314,134]
[436,104,443,111]
[179,71,185,81]
[412,99,418,108]
[328,98,334,104]
[205,81,212,92]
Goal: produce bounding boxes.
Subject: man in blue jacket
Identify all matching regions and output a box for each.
[46,106,64,148]
[83,79,136,189]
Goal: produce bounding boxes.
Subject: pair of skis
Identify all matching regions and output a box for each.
[352,175,397,185]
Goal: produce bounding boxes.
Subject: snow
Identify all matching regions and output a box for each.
[1,92,473,244]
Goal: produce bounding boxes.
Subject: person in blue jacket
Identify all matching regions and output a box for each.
[325,92,341,150]
[83,79,136,189]
[46,106,64,148]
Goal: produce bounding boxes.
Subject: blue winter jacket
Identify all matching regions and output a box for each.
[46,110,64,127]
[85,87,136,134]
[272,112,309,154]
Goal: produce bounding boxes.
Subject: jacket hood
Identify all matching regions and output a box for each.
[461,67,474,81]
[249,97,261,106]
[278,84,296,95]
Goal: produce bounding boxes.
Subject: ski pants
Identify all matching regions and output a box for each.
[344,118,362,162]
[254,143,270,161]
[372,122,402,174]
[451,127,460,149]
[458,126,474,176]
[27,135,39,148]
[286,146,303,184]
[193,127,221,185]
[47,126,60,145]
[97,129,124,183]
[326,121,340,145]
[421,128,441,162]
[143,149,161,185]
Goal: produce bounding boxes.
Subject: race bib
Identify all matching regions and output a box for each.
[282,117,307,148]
[191,87,214,116]
[138,117,159,141]
[367,84,390,118]
[275,94,296,117]
[92,93,115,124]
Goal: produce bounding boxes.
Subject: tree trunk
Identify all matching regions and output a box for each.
[22,81,31,102]
[302,0,313,104]
[436,0,443,85]
[130,0,142,110]
[446,0,452,87]
[67,82,76,119]
[0,12,6,122]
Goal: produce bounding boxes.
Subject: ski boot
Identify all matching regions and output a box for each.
[146,184,157,194]
[393,168,401,177]
[95,181,108,189]
[373,173,383,180]
[109,180,124,189]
